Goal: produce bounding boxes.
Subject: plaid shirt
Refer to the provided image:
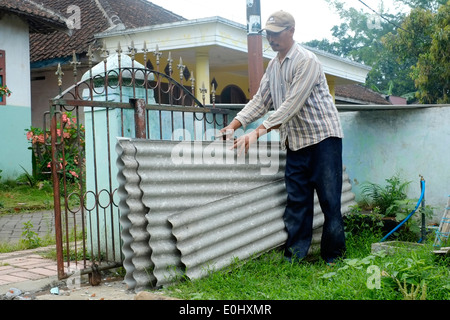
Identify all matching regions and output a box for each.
[235,43,343,150]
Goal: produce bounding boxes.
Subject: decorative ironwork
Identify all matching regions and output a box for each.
[48,42,230,282]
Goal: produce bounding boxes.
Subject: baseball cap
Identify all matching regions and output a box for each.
[260,11,295,33]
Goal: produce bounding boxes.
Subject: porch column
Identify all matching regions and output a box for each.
[195,49,210,104]
[326,75,336,103]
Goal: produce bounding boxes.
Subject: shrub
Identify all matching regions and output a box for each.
[360,174,411,217]
[25,111,85,184]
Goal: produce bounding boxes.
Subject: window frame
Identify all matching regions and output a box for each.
[0,50,6,105]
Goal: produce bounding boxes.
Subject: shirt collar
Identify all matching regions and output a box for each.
[278,42,298,64]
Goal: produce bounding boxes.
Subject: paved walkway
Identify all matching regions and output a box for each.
[0,210,56,244]
[0,211,60,292]
[0,246,59,291]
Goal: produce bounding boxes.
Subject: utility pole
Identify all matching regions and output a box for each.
[246,0,264,98]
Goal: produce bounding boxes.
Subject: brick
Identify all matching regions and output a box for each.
[12,271,46,280]
[0,274,28,284]
[28,267,57,277]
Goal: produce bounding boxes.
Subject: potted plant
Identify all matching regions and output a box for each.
[0,85,12,98]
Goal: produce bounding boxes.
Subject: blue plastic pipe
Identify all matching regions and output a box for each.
[379,179,425,242]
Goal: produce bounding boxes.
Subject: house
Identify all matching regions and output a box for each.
[94,19,372,106]
[29,0,371,128]
[335,84,392,106]
[335,84,408,106]
[0,0,68,181]
[30,0,185,128]
[0,0,370,181]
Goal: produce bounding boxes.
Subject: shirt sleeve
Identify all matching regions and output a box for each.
[262,56,320,130]
[234,72,273,128]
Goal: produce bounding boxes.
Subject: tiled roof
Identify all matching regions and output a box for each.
[0,0,68,33]
[29,0,186,63]
[335,84,391,105]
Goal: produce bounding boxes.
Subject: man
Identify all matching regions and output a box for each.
[221,11,346,265]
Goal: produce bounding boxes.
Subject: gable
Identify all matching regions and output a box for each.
[0,0,68,33]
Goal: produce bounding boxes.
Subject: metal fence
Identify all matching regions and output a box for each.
[47,45,229,283]
[47,44,356,288]
[116,139,356,290]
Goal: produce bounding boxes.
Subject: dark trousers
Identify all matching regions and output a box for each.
[283,137,346,263]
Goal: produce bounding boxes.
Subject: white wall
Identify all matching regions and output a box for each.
[0,14,32,180]
[224,104,450,223]
[0,14,31,108]
[341,106,450,223]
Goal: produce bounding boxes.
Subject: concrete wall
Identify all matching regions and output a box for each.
[0,15,32,181]
[221,104,450,222]
[340,105,450,222]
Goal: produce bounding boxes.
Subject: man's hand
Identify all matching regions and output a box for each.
[233,130,259,156]
[218,119,242,140]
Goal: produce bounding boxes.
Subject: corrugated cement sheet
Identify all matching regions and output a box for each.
[116,138,356,290]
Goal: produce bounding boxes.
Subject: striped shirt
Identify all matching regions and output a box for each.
[235,43,343,151]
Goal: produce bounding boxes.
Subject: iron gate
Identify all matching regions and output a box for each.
[47,45,229,283]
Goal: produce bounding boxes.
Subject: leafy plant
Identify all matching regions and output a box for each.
[344,204,383,236]
[0,85,12,98]
[20,221,41,249]
[360,175,411,217]
[25,111,85,184]
[385,199,435,237]
[381,250,439,300]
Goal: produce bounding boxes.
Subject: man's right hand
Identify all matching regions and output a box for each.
[218,119,242,140]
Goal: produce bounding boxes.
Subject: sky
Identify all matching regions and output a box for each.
[147,0,409,43]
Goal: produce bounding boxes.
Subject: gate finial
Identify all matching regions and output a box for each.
[101,41,109,62]
[70,51,81,84]
[167,52,173,77]
[142,41,148,65]
[55,63,64,93]
[154,45,162,72]
[128,40,137,62]
[177,57,185,84]
[200,82,208,105]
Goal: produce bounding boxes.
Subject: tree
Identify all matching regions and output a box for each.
[396,0,447,12]
[383,2,449,103]
[304,0,415,97]
[305,0,449,102]
[412,2,449,103]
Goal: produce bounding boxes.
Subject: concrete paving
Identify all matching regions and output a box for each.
[0,211,181,300]
[0,211,130,300]
[0,210,56,244]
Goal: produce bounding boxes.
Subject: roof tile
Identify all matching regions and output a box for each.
[28,0,185,62]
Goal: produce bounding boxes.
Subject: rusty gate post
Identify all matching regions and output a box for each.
[130,98,147,139]
[50,103,65,279]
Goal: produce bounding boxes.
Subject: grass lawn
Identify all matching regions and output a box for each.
[0,180,53,215]
[1,179,448,300]
[160,230,450,300]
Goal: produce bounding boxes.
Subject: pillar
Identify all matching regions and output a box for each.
[326,75,336,103]
[195,50,210,104]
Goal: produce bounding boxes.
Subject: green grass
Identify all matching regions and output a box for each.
[161,230,450,300]
[1,178,448,300]
[0,179,82,253]
[0,178,81,215]
[0,180,54,214]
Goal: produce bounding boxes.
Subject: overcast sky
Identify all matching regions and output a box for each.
[147,0,409,43]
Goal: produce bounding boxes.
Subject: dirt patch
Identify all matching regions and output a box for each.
[34,277,177,300]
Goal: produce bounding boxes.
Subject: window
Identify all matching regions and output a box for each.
[0,50,6,105]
